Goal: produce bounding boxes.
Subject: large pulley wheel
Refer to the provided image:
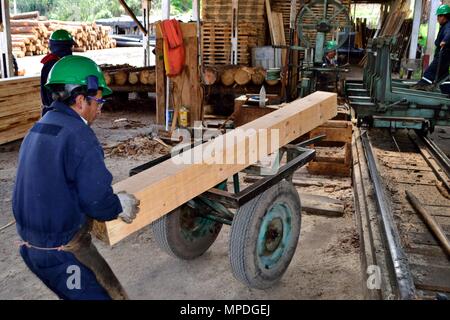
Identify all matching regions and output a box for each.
[229,180,302,289]
[151,203,222,260]
[296,0,351,49]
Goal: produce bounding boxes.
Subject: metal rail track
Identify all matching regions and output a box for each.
[361,131,416,299]
[421,135,450,177]
[354,127,450,300]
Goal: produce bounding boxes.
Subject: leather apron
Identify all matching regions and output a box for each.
[62,219,129,300]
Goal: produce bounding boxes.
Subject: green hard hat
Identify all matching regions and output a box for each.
[50,29,74,41]
[436,4,450,15]
[45,55,112,96]
[325,40,337,52]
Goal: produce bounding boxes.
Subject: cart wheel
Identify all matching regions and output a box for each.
[229,180,301,289]
[151,204,222,260]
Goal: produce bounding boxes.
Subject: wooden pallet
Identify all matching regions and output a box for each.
[201,0,266,67]
[201,22,259,66]
[306,119,352,177]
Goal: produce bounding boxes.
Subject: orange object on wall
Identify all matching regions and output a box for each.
[159,19,185,77]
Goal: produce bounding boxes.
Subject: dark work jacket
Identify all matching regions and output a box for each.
[322,55,336,67]
[435,20,450,56]
[40,54,59,110]
[40,40,73,114]
[12,101,122,248]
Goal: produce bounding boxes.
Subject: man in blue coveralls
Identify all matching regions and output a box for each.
[13,55,140,300]
[40,29,75,116]
[412,4,450,93]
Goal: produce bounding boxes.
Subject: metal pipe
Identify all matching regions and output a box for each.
[421,134,450,177]
[203,214,232,225]
[426,0,440,58]
[162,0,170,19]
[162,0,170,131]
[233,173,240,193]
[361,131,416,299]
[408,0,422,60]
[165,77,170,131]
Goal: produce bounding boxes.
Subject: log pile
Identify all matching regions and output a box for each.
[100,64,156,87]
[202,65,277,86]
[0,76,41,145]
[10,12,117,58]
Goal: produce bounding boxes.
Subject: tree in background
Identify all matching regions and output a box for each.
[12,0,193,21]
[11,0,54,17]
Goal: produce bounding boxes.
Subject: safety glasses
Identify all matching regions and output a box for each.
[87,96,106,109]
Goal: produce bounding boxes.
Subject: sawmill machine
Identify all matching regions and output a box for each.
[293,0,352,97]
[346,37,450,133]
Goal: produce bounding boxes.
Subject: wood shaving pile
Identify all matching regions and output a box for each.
[105,135,170,158]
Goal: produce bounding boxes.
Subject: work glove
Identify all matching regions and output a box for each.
[117,191,140,224]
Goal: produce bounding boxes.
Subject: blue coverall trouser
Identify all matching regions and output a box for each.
[419,48,450,84]
[20,245,111,300]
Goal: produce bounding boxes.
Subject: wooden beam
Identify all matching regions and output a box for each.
[300,193,344,217]
[94,91,337,245]
[265,0,275,45]
[406,191,450,256]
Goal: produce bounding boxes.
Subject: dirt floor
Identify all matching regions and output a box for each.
[0,97,363,300]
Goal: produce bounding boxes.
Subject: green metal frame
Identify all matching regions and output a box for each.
[346,37,450,131]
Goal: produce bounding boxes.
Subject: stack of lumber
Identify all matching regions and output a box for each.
[359,0,411,66]
[0,76,40,145]
[100,64,156,87]
[376,1,411,37]
[11,12,116,58]
[201,0,266,66]
[92,91,338,246]
[203,65,277,87]
[271,0,302,44]
[202,22,259,66]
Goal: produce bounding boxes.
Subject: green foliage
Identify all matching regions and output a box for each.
[10,0,54,16]
[170,0,192,14]
[11,0,194,22]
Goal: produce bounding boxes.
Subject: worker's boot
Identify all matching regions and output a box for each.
[411,83,434,91]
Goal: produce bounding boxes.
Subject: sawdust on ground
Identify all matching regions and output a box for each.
[0,107,363,300]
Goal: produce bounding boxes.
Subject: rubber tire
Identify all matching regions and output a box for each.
[229,180,301,289]
[151,204,222,260]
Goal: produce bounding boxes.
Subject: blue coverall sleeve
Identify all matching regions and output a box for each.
[75,146,123,221]
[443,23,450,45]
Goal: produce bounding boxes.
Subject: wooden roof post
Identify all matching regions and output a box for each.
[0,0,14,78]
